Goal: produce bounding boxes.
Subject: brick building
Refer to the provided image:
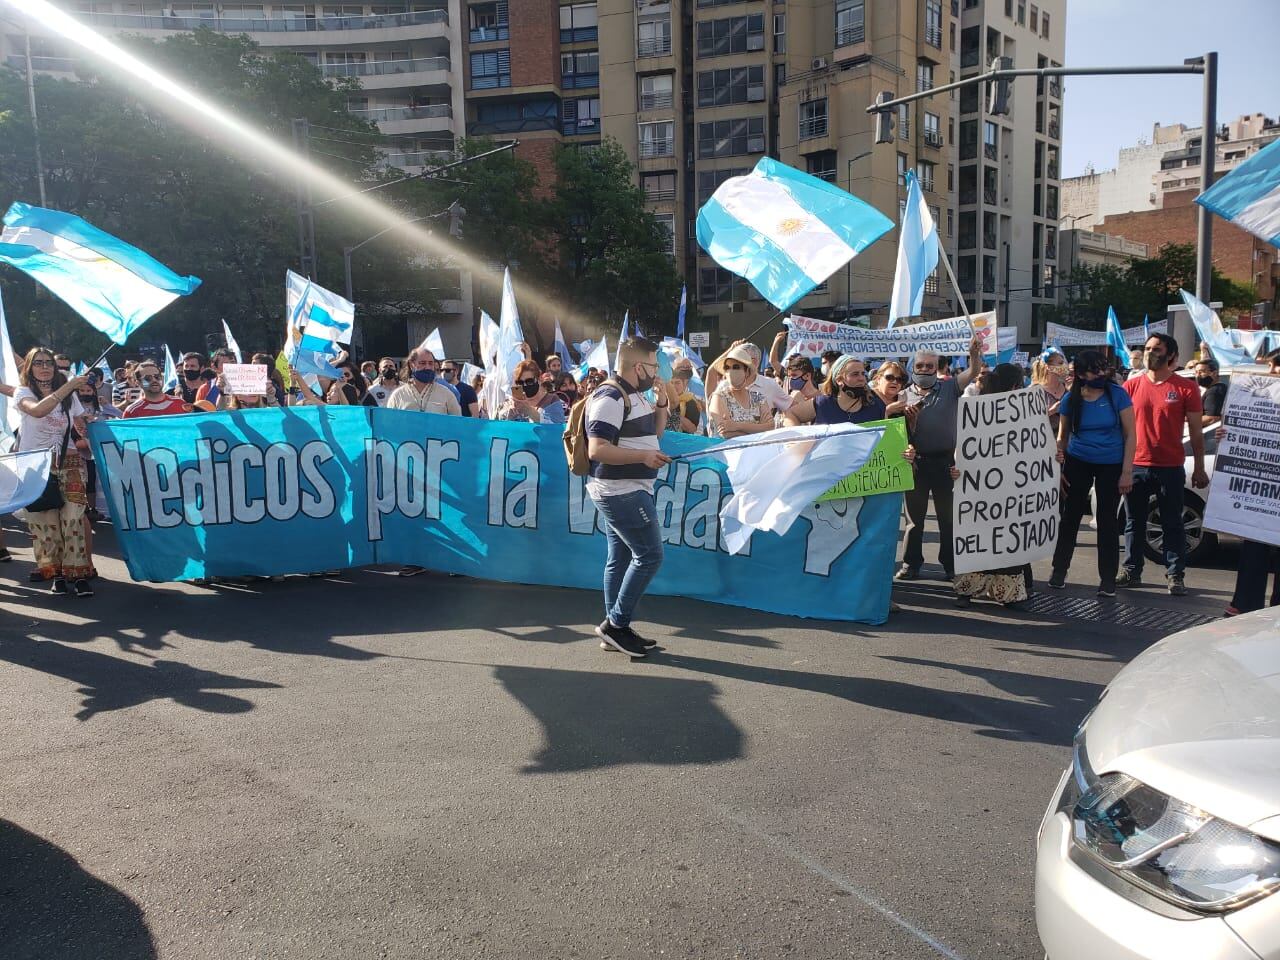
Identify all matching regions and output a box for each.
[1097,187,1280,317]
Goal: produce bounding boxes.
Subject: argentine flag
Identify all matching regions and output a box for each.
[552,318,572,372]
[0,448,54,515]
[676,285,687,339]
[578,337,610,380]
[696,157,893,312]
[1195,136,1280,248]
[1105,306,1128,358]
[418,326,445,359]
[284,270,354,379]
[1179,289,1255,368]
[888,171,939,326]
[0,203,201,345]
[221,319,243,363]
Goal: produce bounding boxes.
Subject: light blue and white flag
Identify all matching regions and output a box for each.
[221,319,243,363]
[0,448,53,514]
[418,326,445,359]
[0,291,21,444]
[1195,136,1280,249]
[1179,289,1255,367]
[676,285,687,339]
[693,422,885,555]
[1142,314,1150,342]
[888,171,939,327]
[478,310,500,370]
[480,268,526,416]
[1105,306,1128,358]
[460,362,484,387]
[97,359,113,383]
[660,337,705,400]
[696,157,894,312]
[162,344,178,392]
[552,317,572,371]
[284,270,353,379]
[578,336,610,380]
[0,202,200,345]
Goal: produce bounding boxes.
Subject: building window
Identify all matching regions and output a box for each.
[639,74,674,111]
[469,1,509,42]
[697,117,767,158]
[700,267,750,303]
[470,49,510,89]
[642,172,676,203]
[775,63,787,90]
[923,111,941,147]
[698,167,750,204]
[637,17,671,57]
[925,0,943,47]
[654,213,676,257]
[638,120,674,158]
[916,62,934,93]
[560,50,599,88]
[1016,0,1025,25]
[773,13,786,53]
[983,121,998,160]
[562,96,600,135]
[1029,4,1038,32]
[947,208,953,238]
[799,98,828,139]
[1041,11,1050,38]
[897,152,907,186]
[898,104,910,140]
[916,160,935,192]
[806,151,838,183]
[835,0,864,47]
[696,66,765,107]
[1004,0,1012,15]
[959,120,977,161]
[947,162,954,191]
[695,15,766,58]
[559,3,597,43]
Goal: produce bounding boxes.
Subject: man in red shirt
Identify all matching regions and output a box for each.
[122,361,190,418]
[1118,333,1209,595]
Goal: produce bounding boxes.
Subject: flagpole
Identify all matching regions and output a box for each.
[934,233,972,324]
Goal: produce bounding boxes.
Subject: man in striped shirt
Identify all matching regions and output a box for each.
[586,337,672,658]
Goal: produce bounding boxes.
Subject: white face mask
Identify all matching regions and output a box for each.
[728,368,748,388]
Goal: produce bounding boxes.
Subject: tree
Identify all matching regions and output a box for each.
[0,30,438,359]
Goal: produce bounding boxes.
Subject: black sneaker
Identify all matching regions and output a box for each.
[1097,582,1116,598]
[72,579,93,598]
[1115,569,1142,588]
[953,594,971,607]
[1047,571,1066,589]
[594,620,647,658]
[50,577,68,596]
[622,625,659,649]
[28,570,44,583]
[894,564,919,581]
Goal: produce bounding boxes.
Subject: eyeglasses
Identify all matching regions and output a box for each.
[880,374,906,384]
[30,358,55,368]
[516,378,540,388]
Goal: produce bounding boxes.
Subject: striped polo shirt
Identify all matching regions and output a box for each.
[585,380,660,499]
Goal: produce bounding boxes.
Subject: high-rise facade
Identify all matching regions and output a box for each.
[954,0,1064,344]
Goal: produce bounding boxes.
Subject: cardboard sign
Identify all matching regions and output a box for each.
[223,363,269,396]
[952,388,1059,574]
[1204,374,1280,547]
[818,418,914,501]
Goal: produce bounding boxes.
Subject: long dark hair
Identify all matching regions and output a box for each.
[1066,349,1108,436]
[980,363,1024,396]
[20,347,73,412]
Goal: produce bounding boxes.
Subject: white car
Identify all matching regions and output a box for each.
[1036,608,1280,959]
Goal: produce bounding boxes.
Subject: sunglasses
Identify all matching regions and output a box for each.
[880,374,906,384]
[516,378,540,388]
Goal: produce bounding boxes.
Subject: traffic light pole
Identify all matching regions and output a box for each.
[867,57,1217,303]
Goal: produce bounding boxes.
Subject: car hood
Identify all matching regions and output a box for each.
[1083,607,1280,838]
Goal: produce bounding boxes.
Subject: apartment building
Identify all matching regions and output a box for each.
[775,0,959,340]
[954,0,1064,345]
[4,1,472,353]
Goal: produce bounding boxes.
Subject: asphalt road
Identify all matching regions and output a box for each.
[0,518,1240,960]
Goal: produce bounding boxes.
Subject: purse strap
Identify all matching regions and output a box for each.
[53,421,71,470]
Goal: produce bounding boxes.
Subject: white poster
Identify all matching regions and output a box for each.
[785,312,996,360]
[1204,374,1280,546]
[952,388,1059,574]
[1045,319,1166,347]
[223,363,269,397]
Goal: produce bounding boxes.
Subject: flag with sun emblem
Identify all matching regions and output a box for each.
[695,157,893,312]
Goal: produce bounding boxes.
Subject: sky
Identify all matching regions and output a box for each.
[1062,0,1277,178]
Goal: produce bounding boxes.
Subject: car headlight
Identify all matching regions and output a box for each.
[1069,764,1280,913]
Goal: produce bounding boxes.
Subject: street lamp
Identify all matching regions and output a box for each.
[843,149,873,319]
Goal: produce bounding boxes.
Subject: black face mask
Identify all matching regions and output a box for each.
[380,369,397,380]
[183,369,201,381]
[521,382,540,399]
[840,384,867,400]
[1196,376,1215,388]
[1082,375,1109,389]
[635,367,655,392]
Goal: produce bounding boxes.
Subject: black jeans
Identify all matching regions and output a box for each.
[1052,455,1122,585]
[1123,466,1186,578]
[902,453,954,574]
[1231,540,1280,613]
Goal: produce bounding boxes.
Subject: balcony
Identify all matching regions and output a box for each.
[469,25,509,43]
[1048,121,1060,139]
[78,9,447,34]
[960,188,977,205]
[644,187,677,203]
[923,130,943,149]
[639,139,674,159]
[349,104,452,123]
[961,46,980,69]
[5,54,76,73]
[835,25,865,47]
[983,185,997,205]
[562,73,600,90]
[637,37,673,58]
[638,92,674,111]
[916,78,933,93]
[1046,163,1059,179]
[983,142,998,161]
[563,117,601,136]
[919,177,935,193]
[560,26,599,44]
[470,115,558,135]
[799,116,828,140]
[925,27,943,48]
[1049,79,1061,99]
[322,56,449,79]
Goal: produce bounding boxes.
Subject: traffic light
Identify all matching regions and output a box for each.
[873,91,896,144]
[987,57,1013,116]
[448,200,465,239]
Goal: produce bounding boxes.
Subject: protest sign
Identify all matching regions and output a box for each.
[952,388,1059,574]
[222,363,269,396]
[688,331,710,347]
[785,312,995,360]
[1044,319,1166,347]
[89,408,904,624]
[1011,351,1030,367]
[1204,374,1280,546]
[818,418,913,501]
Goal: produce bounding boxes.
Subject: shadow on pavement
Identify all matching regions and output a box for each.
[0,819,156,960]
[495,664,744,774]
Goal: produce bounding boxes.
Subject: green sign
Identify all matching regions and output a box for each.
[818,418,914,501]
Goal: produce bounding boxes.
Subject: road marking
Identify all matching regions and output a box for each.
[722,809,971,960]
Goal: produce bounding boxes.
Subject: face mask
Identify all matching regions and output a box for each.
[635,366,656,392]
[183,369,201,381]
[381,369,397,380]
[727,368,747,389]
[1083,375,1109,389]
[840,384,866,399]
[1196,376,1214,388]
[412,368,436,384]
[789,376,806,391]
[442,369,457,382]
[521,381,540,399]
[914,372,937,391]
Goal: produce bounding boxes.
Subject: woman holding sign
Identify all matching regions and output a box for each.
[783,356,886,427]
[1047,349,1135,597]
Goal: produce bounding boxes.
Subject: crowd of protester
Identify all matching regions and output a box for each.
[0,327,1265,635]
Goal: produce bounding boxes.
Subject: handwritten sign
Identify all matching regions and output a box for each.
[952,388,1059,574]
[818,418,913,501]
[688,331,710,347]
[786,312,995,360]
[1204,373,1280,546]
[223,363,269,396]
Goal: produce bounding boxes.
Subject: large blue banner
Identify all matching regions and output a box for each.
[88,408,901,623]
